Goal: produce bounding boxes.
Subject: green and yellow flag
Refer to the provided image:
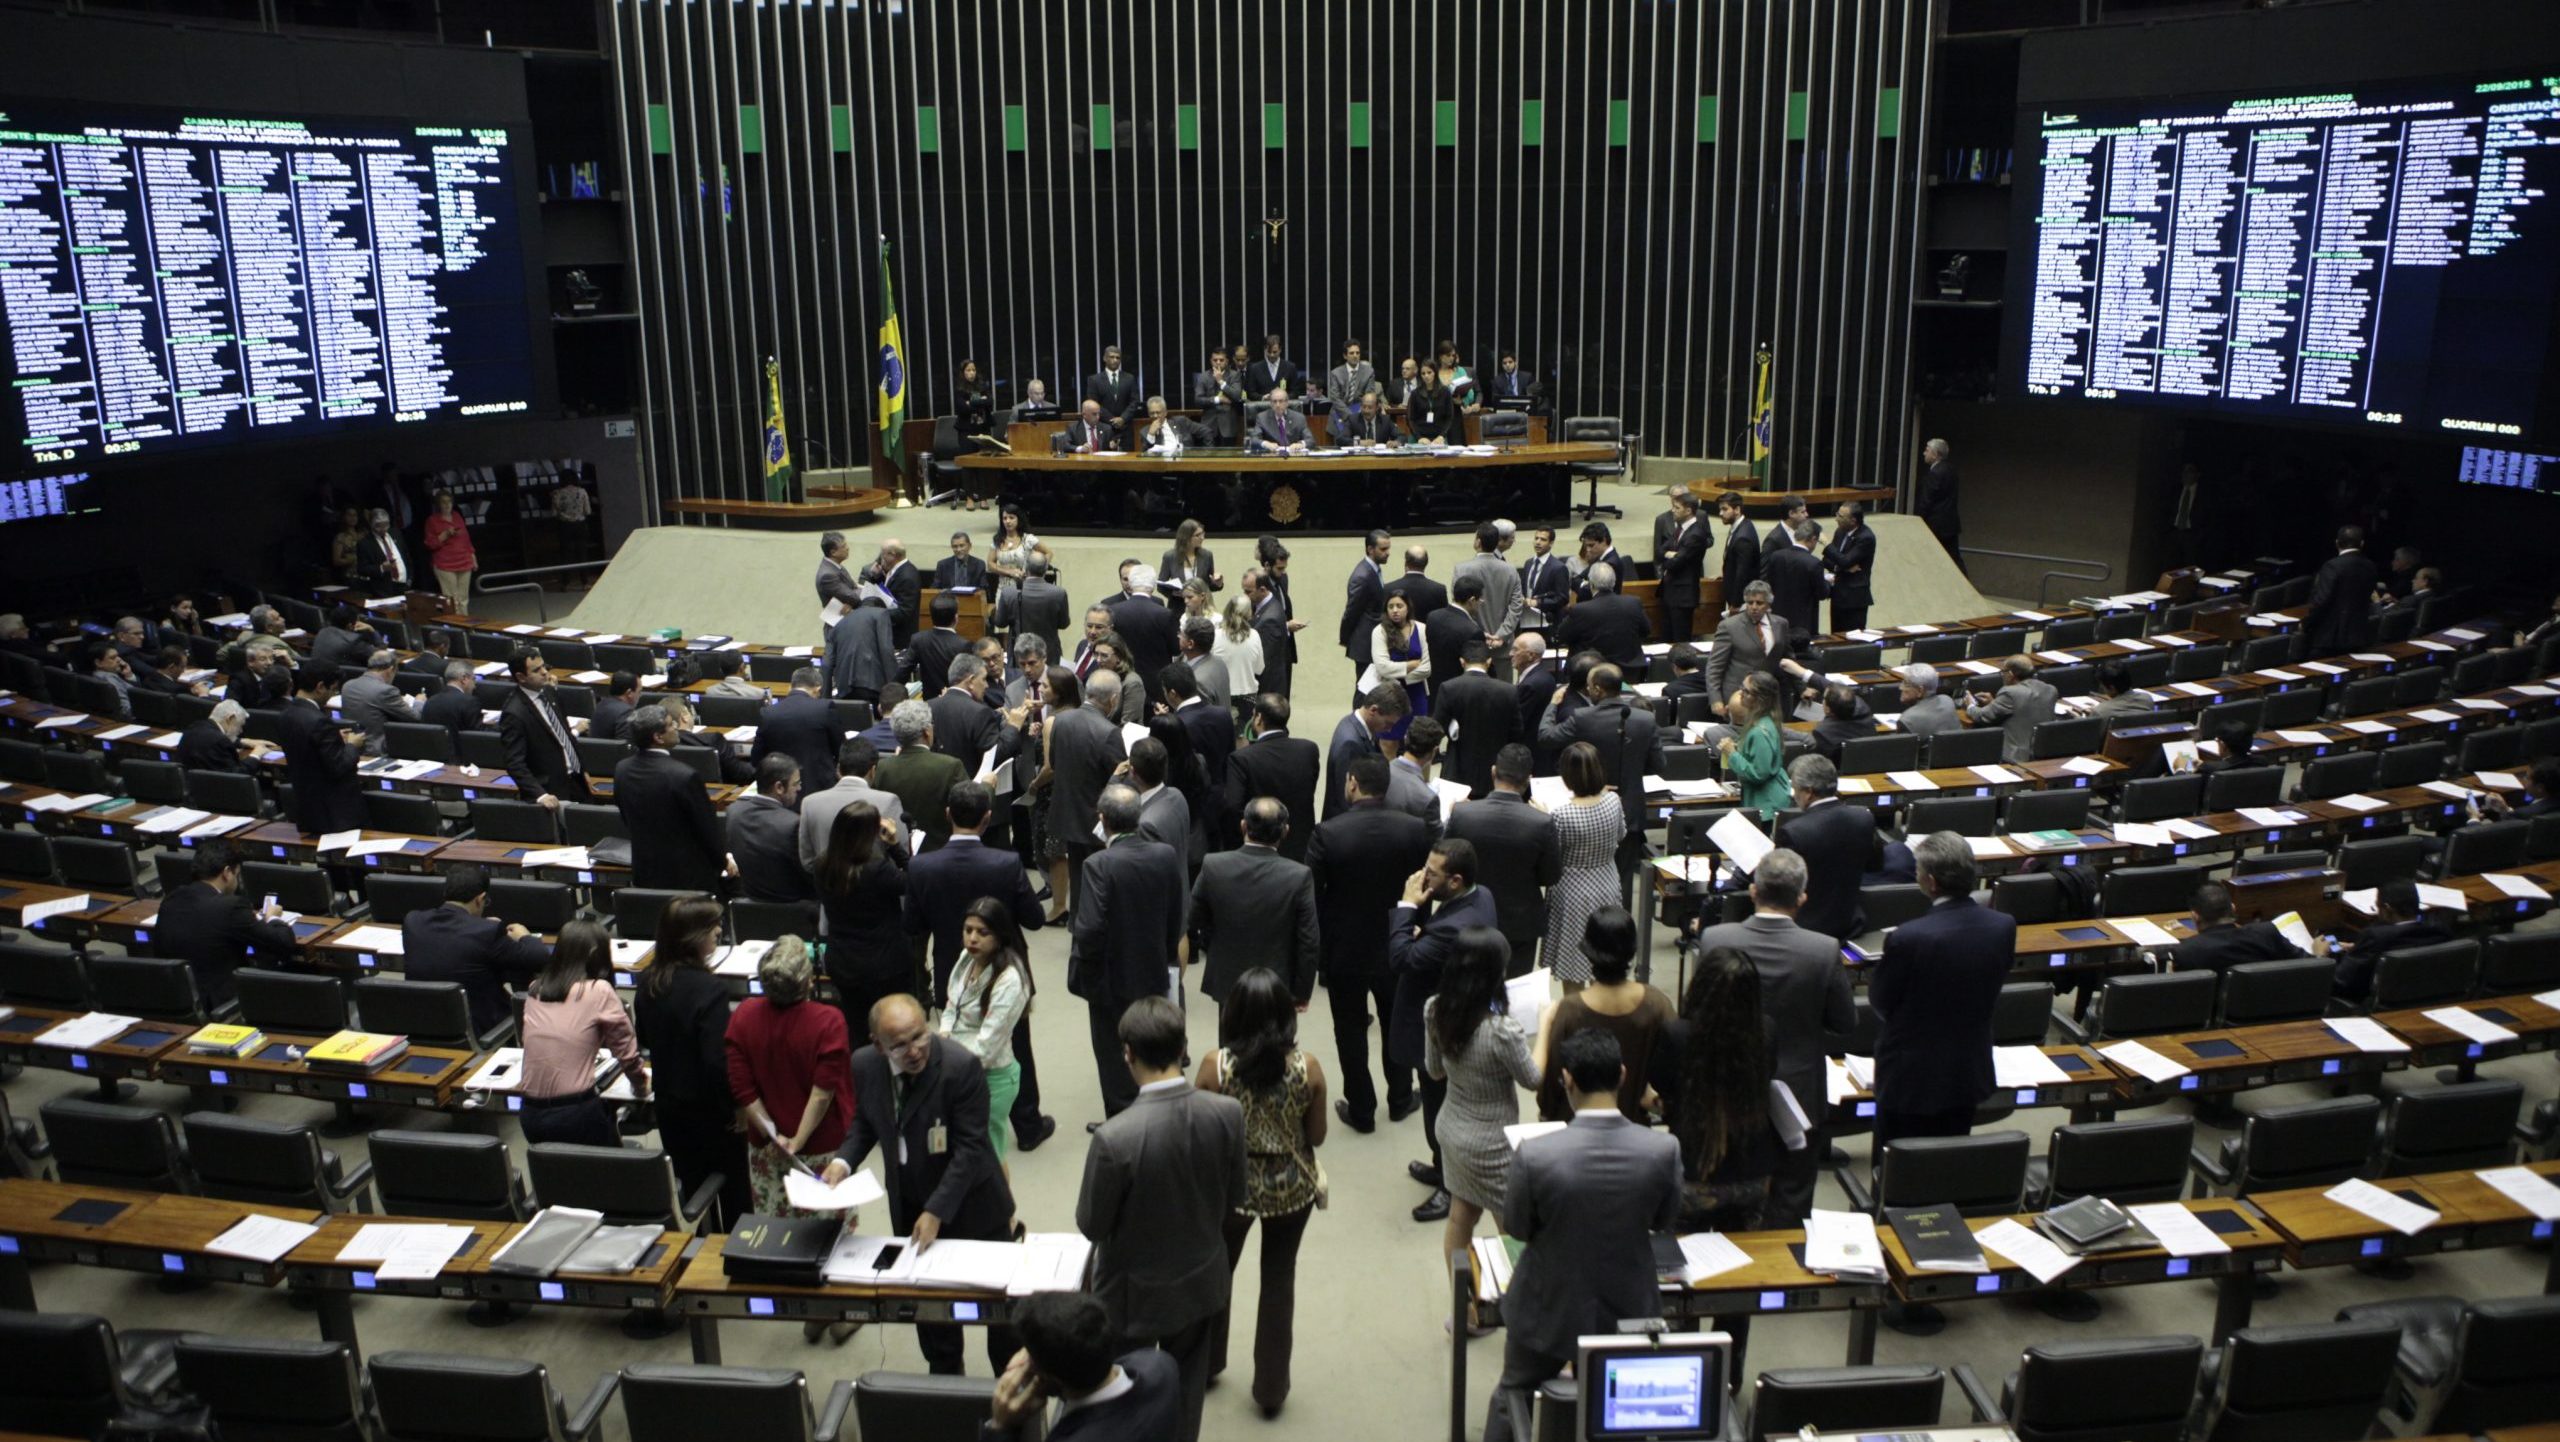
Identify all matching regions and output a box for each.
[877,239,908,473]
[1748,345,1774,482]
[761,356,792,501]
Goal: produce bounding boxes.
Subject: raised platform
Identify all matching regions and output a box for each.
[665,469,897,529]
[1682,483,1898,515]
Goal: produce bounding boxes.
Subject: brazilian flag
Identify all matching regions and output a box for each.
[762,356,792,501]
[877,239,907,474]
[1748,345,1774,481]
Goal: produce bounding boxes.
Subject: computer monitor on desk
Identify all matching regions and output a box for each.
[1576,1331,1730,1441]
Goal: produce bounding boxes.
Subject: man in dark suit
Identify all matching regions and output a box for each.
[1193,352,1248,446]
[1535,664,1664,815]
[1715,493,1760,615]
[1069,787,1187,1118]
[728,755,815,904]
[1246,389,1311,453]
[1339,529,1393,678]
[876,699,970,850]
[1188,798,1320,1005]
[1082,345,1144,429]
[2164,881,2305,975]
[1653,490,1711,644]
[415,662,486,740]
[983,1292,1184,1442]
[1244,567,1294,700]
[1823,502,1878,634]
[353,509,421,592]
[1762,521,1830,639]
[178,702,258,774]
[403,864,551,1037]
[928,654,1022,780]
[1223,694,1321,859]
[579,672,634,743]
[155,838,299,1008]
[1556,563,1647,667]
[1869,831,2014,1145]
[1004,551,1072,664]
[2483,757,2560,823]
[1383,546,1450,630]
[1434,639,1519,797]
[1103,570,1180,705]
[1917,438,1961,567]
[498,648,590,810]
[2304,525,2382,655]
[1242,333,1302,400]
[1518,527,1571,630]
[2331,877,2455,1003]
[907,593,970,701]
[1390,838,1499,1217]
[1486,1029,1683,1442]
[278,666,364,836]
[932,530,992,591]
[1322,686,1403,821]
[903,780,1044,1002]
[1688,847,1853,1224]
[1307,756,1434,1132]
[826,598,899,701]
[822,993,1019,1375]
[1157,664,1233,792]
[1446,747,1563,974]
[862,539,923,649]
[614,706,726,895]
[1510,634,1558,747]
[1660,645,1711,708]
[1058,399,1121,456]
[1804,681,1877,761]
[1568,524,1629,605]
[816,531,864,637]
[1075,997,1246,1442]
[400,630,454,679]
[750,667,841,794]
[1773,754,1876,942]
[1423,577,1486,693]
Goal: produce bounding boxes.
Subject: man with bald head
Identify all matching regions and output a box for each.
[825,992,1018,1374]
[861,537,921,648]
[1187,796,1321,1007]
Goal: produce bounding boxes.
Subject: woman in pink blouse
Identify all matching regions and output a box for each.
[422,489,478,611]
[517,920,648,1146]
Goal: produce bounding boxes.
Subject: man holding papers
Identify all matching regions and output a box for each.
[1868,832,2012,1147]
[156,837,300,1008]
[2330,878,2454,1003]
[2162,882,2305,974]
[822,993,1017,1376]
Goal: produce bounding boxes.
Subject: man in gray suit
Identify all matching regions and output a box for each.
[1894,662,1961,739]
[1489,1028,1683,1442]
[826,597,898,700]
[815,530,863,643]
[798,735,908,871]
[1704,580,1796,718]
[1445,745,1562,975]
[1122,737,1196,878]
[339,649,415,755]
[1069,787,1186,1119]
[1076,996,1246,1442]
[997,549,1072,663]
[1962,655,2058,763]
[1046,669,1129,915]
[1689,848,1853,1224]
[1453,521,1524,665]
[1187,798,1320,1005]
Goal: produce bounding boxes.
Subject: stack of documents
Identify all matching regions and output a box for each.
[1991,1047,2072,1088]
[1469,1236,1515,1302]
[206,1214,321,1264]
[38,1012,138,1050]
[1672,1233,1752,1285]
[1803,1209,1888,1283]
[340,1222,478,1280]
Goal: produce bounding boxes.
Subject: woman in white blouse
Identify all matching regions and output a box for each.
[937,895,1035,1160]
[1214,594,1265,704]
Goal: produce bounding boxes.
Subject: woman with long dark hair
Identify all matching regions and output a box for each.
[1367,592,1427,746]
[1422,926,1538,1285]
[516,919,646,1148]
[954,359,997,508]
[938,896,1034,1159]
[1145,712,1213,864]
[632,895,750,1227]
[1658,946,1784,1232]
[1197,967,1327,1417]
[1159,518,1223,608]
[1535,905,1674,1121]
[816,800,911,1041]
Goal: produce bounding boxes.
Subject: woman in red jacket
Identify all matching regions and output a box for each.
[422,489,477,610]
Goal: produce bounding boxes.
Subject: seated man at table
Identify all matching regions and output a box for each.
[2482,757,2560,822]
[2090,660,2156,720]
[934,531,992,591]
[1248,389,1312,454]
[157,837,301,1008]
[1805,682,1877,762]
[2330,878,2455,1004]
[403,864,552,1038]
[983,1290,1182,1442]
[2161,881,2304,975]
[178,699,261,774]
[1891,662,1960,739]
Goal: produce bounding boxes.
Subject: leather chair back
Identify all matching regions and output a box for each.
[41,1097,190,1191]
[2092,971,2215,1039]
[612,888,696,939]
[620,1365,824,1442]
[1991,982,2054,1045]
[2029,717,2103,761]
[52,836,137,892]
[470,798,560,844]
[852,1370,1008,1442]
[2201,1319,2399,1442]
[2439,1295,2560,1431]
[2101,864,2209,920]
[371,1351,567,1442]
[86,955,207,1023]
[1876,1131,2030,1217]
[1905,796,1995,837]
[123,759,189,805]
[2481,931,2560,991]
[1923,726,2004,769]
[365,873,450,928]
[2230,1096,2378,1195]
[173,1333,368,1442]
[1908,634,1968,664]
[2370,940,2478,1009]
[183,1112,349,1212]
[1857,884,1931,934]
[529,1143,683,1227]
[235,968,353,1036]
[2374,740,2449,789]
[2011,1334,2203,1442]
[0,939,89,1007]
[2044,1117,2194,1206]
[0,1311,151,1438]
[2215,959,2334,1027]
[385,721,457,763]
[241,862,335,916]
[2256,686,2324,730]
[1837,733,1920,776]
[1990,873,2064,925]
[2340,835,2429,890]
[732,900,822,944]
[2440,822,2530,879]
[1750,1366,1942,1437]
[2202,765,2283,812]
[2120,775,2203,823]
[371,1130,527,1222]
[486,879,575,934]
[2378,1080,2521,1176]
[185,767,266,817]
[2004,788,2090,834]
[355,977,481,1049]
[2296,753,2380,801]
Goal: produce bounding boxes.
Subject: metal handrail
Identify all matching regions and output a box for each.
[471,561,610,623]
[1955,547,2112,611]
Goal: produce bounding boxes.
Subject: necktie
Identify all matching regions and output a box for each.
[386,542,405,584]
[537,692,580,772]
[1757,619,1770,655]
[1084,424,1097,453]
[1510,373,1520,396]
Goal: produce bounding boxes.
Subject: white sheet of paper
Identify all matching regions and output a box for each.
[2299,661,2346,675]
[2421,1007,2520,1045]
[2324,1178,2439,1236]
[2416,883,2470,914]
[2485,873,2552,901]
[786,1166,887,1212]
[2112,918,2180,949]
[2155,633,2197,648]
[1825,1057,1856,1105]
[1708,809,1773,874]
[1842,1055,1876,1093]
[2273,729,2332,745]
[2162,817,2219,840]
[1977,1218,2079,1283]
[2113,822,2173,847]
[32,714,89,731]
[1965,835,2012,860]
[1958,660,2000,676]
[1505,969,1552,1038]
[1970,764,2019,784]
[1992,1046,2072,1087]
[2060,755,2110,776]
[37,1012,138,1049]
[1803,1209,1888,1280]
[2422,780,2480,802]
[2409,708,2460,724]
[2343,888,2379,916]
[378,1225,477,1281]
[2339,719,2392,736]
[978,756,1016,800]
[1503,1122,1570,1150]
[334,924,405,954]
[2097,1039,2190,1083]
[2457,699,2509,713]
[518,846,593,869]
[1008,1233,1097,1296]
[205,1214,320,1264]
[2324,1017,2411,1054]
[2476,769,2525,790]
[2328,793,2387,813]
[2473,1166,2560,1221]
[1837,776,1872,795]
[2238,807,2296,828]
[1887,770,1939,791]
[1675,1232,1753,1285]
[2126,1203,2231,1257]
[315,829,363,853]
[22,894,94,926]
[1431,777,1473,824]
[134,807,212,835]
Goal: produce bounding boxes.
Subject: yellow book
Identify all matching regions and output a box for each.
[305,1029,404,1068]
[187,1023,263,1056]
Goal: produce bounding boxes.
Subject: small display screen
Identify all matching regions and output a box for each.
[1594,1352,1711,1435]
[2185,1039,2246,1060]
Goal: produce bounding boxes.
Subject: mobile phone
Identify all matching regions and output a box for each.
[873,1243,906,1270]
[262,894,279,914]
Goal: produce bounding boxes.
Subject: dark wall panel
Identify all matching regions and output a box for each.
[613,0,1930,516]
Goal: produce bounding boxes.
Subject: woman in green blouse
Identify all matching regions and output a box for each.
[1720,671,1791,818]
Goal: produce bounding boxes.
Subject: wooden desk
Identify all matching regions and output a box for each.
[0,1006,193,1095]
[0,878,130,942]
[0,1179,316,1310]
[2253,1174,2486,1268]
[2105,1028,2283,1104]
[2409,1158,2560,1292]
[233,823,451,872]
[1877,1199,2284,1343]
[1830,1046,2121,1132]
[959,439,1615,475]
[152,1030,476,1110]
[671,1234,1037,1364]
[2370,993,2560,1078]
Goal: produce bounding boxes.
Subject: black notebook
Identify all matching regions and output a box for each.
[723,1212,842,1287]
[1884,1205,1988,1273]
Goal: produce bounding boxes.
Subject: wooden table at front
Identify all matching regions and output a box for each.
[0,1006,193,1097]
[2371,993,2560,1081]
[152,1030,477,1110]
[0,1178,313,1312]
[1877,1198,2285,1344]
[960,440,1616,476]
[670,1234,1032,1365]
[2251,1158,2560,1282]
[278,1213,690,1358]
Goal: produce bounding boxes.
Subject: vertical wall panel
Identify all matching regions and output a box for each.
[614,0,1929,515]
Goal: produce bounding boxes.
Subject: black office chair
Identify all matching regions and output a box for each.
[2101,863,2208,919]
[482,878,575,935]
[619,1366,851,1442]
[2202,765,2283,812]
[0,1311,187,1440]
[1924,726,2005,769]
[2118,774,2204,824]
[2003,789,2090,834]
[2238,633,2299,671]
[2293,752,2380,802]
[2480,931,2560,992]
[233,968,353,1036]
[549,685,598,721]
[2375,740,2450,789]
[612,887,698,938]
[2030,716,2104,761]
[86,955,225,1025]
[1969,628,2028,660]
[0,938,89,1009]
[1909,634,1969,664]
[2214,958,2334,1027]
[458,731,511,770]
[1656,744,1717,782]
[561,802,629,848]
[184,767,266,818]
[471,798,560,844]
[527,1143,722,1233]
[2439,821,2530,879]
[2040,665,2096,699]
[2191,1096,2378,1199]
[182,1112,372,1214]
[2258,686,2326,731]
[2232,848,2325,878]
[121,759,189,806]
[731,898,821,943]
[40,1097,192,1192]
[42,749,112,796]
[2032,1116,2195,1208]
[2190,1318,2401,1442]
[1992,981,2055,1044]
[2169,644,2227,682]
[0,735,41,785]
[2041,617,2098,649]
[1,1088,50,1180]
[240,861,336,917]
[696,694,764,729]
[2394,665,2448,708]
[2368,940,2479,1010]
[1905,795,1997,836]
[2333,1293,2560,1434]
[850,1372,1009,1442]
[1989,873,2065,925]
[51,836,139,895]
[364,790,446,837]
[369,1130,532,1222]
[2066,971,2215,1042]
[172,1333,369,1442]
[1748,1366,1945,1439]
[2339,835,2429,890]
[2376,1080,2522,1176]
[385,721,458,763]
[364,872,449,928]
[1956,1334,2204,1442]
[1838,733,1920,775]
[575,738,631,778]
[372,1352,620,1442]
[2458,726,2529,775]
[1842,1130,2030,1217]
[356,976,513,1051]
[0,827,55,883]
[1561,416,1626,521]
[1855,883,1931,936]
[1814,642,1884,672]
